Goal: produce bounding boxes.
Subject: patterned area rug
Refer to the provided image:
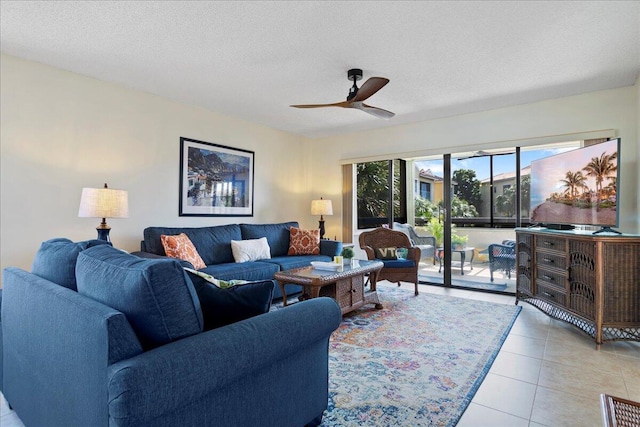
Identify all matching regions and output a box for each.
[321,283,521,427]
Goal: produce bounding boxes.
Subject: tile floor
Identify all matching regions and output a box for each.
[1,283,638,427]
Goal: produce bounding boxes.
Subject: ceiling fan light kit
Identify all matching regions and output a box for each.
[291,68,395,119]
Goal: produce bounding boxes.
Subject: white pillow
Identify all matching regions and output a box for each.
[231,237,271,263]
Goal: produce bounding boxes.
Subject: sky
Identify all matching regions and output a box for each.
[415,146,577,182]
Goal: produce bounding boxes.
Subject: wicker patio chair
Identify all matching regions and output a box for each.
[393,222,436,264]
[488,240,516,282]
[600,393,640,427]
[359,227,421,295]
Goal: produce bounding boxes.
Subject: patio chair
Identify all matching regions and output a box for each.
[392,222,436,264]
[359,228,421,295]
[488,239,516,282]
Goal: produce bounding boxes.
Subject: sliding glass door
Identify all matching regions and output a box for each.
[353,140,582,295]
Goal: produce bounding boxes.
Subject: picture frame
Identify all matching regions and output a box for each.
[179,137,254,217]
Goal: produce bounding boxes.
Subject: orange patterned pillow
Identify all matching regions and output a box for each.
[288,227,320,255]
[160,233,207,270]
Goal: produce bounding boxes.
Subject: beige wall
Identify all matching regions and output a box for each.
[312,85,639,239]
[2,53,639,278]
[0,54,314,275]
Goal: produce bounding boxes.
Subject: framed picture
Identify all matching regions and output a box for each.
[179,137,254,217]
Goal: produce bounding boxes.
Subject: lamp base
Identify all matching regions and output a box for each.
[318,219,326,240]
[96,225,111,243]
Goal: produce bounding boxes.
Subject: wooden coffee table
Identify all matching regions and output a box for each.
[274,259,384,315]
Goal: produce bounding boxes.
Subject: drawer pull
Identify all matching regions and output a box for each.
[542,275,554,282]
[542,258,554,264]
[543,291,554,298]
[543,241,554,247]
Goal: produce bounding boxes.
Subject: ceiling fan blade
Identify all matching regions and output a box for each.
[354,103,395,119]
[350,77,389,102]
[291,101,349,108]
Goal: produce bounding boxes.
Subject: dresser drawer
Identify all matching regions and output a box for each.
[536,268,566,289]
[537,236,566,251]
[536,283,567,306]
[535,252,567,270]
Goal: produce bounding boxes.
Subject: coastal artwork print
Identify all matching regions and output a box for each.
[179,137,254,216]
[530,139,618,227]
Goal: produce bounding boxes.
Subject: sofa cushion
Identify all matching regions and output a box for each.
[76,245,203,350]
[262,255,332,271]
[187,276,275,330]
[231,237,271,263]
[31,238,111,291]
[288,227,320,255]
[161,233,207,269]
[143,225,242,265]
[201,261,279,282]
[240,222,298,257]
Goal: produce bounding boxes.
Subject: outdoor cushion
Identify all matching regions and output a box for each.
[76,245,203,350]
[31,238,111,290]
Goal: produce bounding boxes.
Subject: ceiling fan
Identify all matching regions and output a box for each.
[291,68,395,119]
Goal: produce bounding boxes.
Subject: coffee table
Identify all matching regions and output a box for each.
[274,259,384,315]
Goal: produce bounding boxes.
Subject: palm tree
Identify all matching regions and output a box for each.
[559,171,587,201]
[582,151,617,209]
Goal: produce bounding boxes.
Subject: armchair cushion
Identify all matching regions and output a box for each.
[76,245,204,350]
[380,259,415,268]
[375,247,398,260]
[31,238,111,291]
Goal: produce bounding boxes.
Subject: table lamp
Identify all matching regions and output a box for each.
[78,183,129,242]
[311,197,333,240]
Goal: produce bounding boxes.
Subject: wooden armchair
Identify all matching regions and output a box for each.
[358,228,421,295]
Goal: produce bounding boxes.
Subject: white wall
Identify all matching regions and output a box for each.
[2,54,638,278]
[312,85,640,239]
[0,54,314,275]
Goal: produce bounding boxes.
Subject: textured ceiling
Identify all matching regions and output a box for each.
[1,1,639,139]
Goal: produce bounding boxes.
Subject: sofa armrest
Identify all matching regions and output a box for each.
[320,240,343,257]
[2,267,143,427]
[108,297,341,425]
[130,251,195,269]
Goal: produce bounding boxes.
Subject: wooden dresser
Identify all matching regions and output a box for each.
[515,228,640,348]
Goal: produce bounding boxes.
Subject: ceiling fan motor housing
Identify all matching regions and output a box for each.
[347,68,363,81]
[347,68,363,100]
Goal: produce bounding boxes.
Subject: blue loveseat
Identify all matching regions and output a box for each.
[1,238,342,427]
[136,221,343,299]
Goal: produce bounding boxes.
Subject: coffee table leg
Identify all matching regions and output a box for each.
[278,281,288,306]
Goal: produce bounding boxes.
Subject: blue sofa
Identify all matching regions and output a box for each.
[1,239,342,427]
[136,221,343,300]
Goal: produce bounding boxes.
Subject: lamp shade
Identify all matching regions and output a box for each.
[78,186,129,219]
[311,199,333,216]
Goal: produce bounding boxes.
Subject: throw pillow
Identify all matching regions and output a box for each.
[288,227,320,255]
[231,237,271,263]
[31,238,111,290]
[76,245,203,350]
[189,276,275,330]
[375,246,398,260]
[160,233,207,270]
